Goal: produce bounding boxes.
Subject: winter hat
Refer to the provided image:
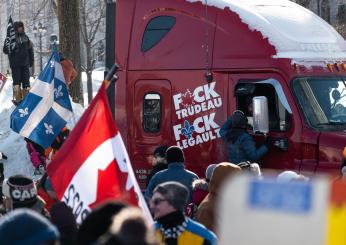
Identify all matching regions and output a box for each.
[0,208,59,245]
[154,145,169,158]
[77,201,127,245]
[205,164,217,182]
[165,146,184,164]
[2,175,38,208]
[14,21,24,31]
[153,181,189,211]
[231,110,248,129]
[109,207,157,245]
[278,171,309,182]
[277,171,299,182]
[50,202,77,230]
[209,162,242,195]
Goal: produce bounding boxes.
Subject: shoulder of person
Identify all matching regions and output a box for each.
[186,218,217,241]
[152,169,166,179]
[191,171,199,179]
[238,132,253,142]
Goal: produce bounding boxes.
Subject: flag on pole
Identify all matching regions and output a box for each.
[10,51,73,149]
[4,16,16,54]
[0,73,7,93]
[47,83,152,224]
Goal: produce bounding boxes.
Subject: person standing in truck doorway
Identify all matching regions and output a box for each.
[220,110,268,164]
[3,21,34,105]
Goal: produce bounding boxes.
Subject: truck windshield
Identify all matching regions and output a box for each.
[293,77,346,131]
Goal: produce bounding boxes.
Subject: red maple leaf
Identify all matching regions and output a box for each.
[89,159,137,209]
[181,89,195,108]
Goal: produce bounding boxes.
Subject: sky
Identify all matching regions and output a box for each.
[0,71,103,179]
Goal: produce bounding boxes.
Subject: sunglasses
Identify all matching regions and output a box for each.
[150,197,166,206]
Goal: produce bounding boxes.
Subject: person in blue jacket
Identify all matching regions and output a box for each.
[220,110,268,164]
[145,146,198,203]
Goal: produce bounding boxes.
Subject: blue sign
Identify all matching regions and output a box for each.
[248,179,312,214]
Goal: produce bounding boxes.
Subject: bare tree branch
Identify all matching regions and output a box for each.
[33,0,49,22]
[50,0,58,16]
[79,0,106,104]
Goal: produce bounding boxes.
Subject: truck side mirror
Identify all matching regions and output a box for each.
[253,96,269,134]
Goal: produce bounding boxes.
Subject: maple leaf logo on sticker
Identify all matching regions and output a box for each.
[181,89,195,108]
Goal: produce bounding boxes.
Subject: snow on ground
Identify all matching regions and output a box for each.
[0,71,103,178]
[82,70,104,107]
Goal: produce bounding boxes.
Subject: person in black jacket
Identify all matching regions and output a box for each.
[146,145,169,187]
[3,21,34,104]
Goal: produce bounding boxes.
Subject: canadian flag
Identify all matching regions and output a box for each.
[47,83,152,224]
[0,73,7,93]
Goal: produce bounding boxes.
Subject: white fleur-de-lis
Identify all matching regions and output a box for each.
[50,61,55,68]
[19,108,29,117]
[54,85,63,98]
[44,123,54,135]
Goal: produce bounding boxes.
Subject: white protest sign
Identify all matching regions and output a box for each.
[218,175,329,245]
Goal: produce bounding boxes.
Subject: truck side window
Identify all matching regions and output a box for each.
[236,83,291,132]
[141,16,176,52]
[143,93,162,133]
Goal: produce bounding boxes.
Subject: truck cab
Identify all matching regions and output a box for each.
[106,0,346,188]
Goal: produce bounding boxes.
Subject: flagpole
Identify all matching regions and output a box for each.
[103,63,119,89]
[101,63,154,223]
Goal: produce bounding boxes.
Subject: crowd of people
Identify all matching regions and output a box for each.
[0,140,335,245]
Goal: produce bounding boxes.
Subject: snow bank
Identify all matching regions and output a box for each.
[0,75,101,179]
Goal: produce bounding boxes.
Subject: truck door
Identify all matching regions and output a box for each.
[230,74,302,171]
[130,80,172,189]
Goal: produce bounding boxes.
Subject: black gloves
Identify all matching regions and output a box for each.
[0,152,7,160]
[265,135,272,146]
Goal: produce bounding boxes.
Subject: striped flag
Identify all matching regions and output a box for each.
[47,83,152,224]
[4,16,16,54]
[10,51,73,149]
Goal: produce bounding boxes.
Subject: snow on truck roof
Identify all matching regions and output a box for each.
[187,0,346,64]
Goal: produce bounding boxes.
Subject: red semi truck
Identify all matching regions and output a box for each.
[105,0,346,188]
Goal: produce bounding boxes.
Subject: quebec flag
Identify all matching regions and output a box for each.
[11,51,73,149]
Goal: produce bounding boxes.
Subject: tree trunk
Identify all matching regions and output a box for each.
[86,43,93,104]
[57,0,83,105]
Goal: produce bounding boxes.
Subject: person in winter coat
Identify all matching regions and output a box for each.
[220,110,268,164]
[25,126,70,175]
[146,145,169,187]
[150,181,217,245]
[186,179,208,219]
[186,164,216,218]
[3,21,34,104]
[145,146,199,203]
[196,162,242,233]
[2,175,50,218]
[0,208,60,245]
